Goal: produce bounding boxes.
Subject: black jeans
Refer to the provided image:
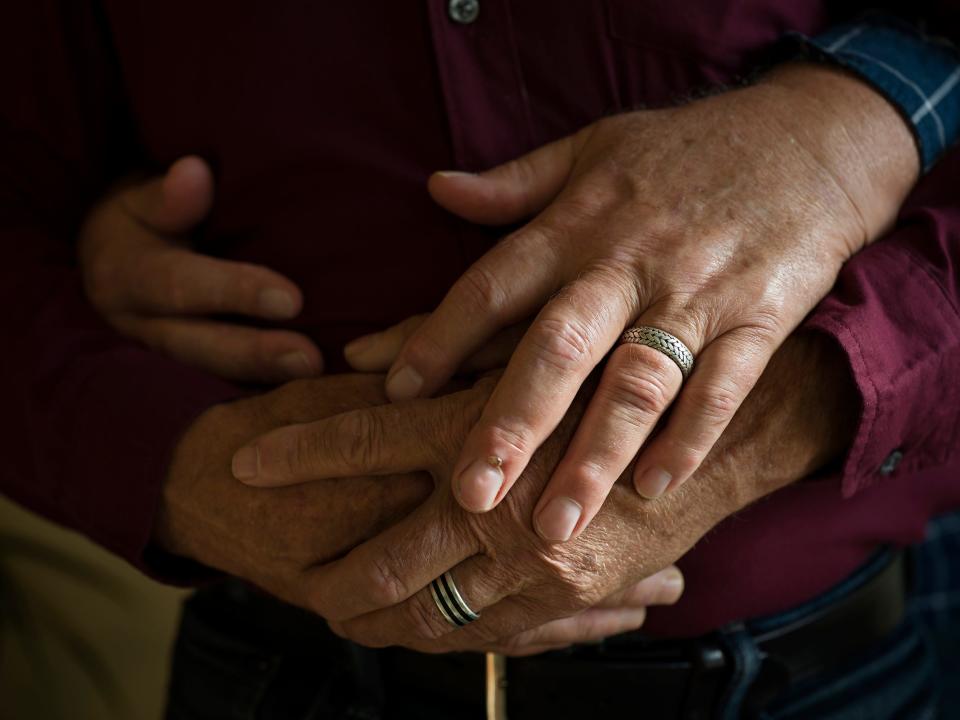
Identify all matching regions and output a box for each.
[165,512,960,720]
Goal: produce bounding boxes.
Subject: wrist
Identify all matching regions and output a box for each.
[758,62,919,246]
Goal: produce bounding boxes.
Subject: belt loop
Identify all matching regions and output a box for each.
[680,642,727,720]
[716,623,764,720]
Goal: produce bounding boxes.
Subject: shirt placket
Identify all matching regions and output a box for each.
[427,0,538,171]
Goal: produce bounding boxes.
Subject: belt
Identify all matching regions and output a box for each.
[384,550,907,719]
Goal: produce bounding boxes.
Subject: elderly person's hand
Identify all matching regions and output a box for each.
[79,156,322,383]
[235,330,857,652]
[343,62,917,543]
[163,373,683,657]
[157,375,429,606]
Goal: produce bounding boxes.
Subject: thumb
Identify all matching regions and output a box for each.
[122,155,214,235]
[428,134,576,225]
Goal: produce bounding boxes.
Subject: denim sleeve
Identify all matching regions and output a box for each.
[790,15,960,172]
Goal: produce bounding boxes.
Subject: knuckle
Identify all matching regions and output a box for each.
[482,420,535,458]
[453,264,509,321]
[565,460,612,500]
[528,316,595,373]
[404,591,448,642]
[539,553,601,611]
[285,429,324,476]
[690,383,741,425]
[334,411,385,473]
[744,308,783,343]
[605,352,675,422]
[663,444,704,479]
[367,549,411,608]
[401,329,448,374]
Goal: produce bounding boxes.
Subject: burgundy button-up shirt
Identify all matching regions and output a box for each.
[2,1,959,637]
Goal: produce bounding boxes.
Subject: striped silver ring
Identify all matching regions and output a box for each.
[429,571,480,627]
[619,326,694,379]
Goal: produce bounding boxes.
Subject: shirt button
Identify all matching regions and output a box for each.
[448,0,480,24]
[879,450,903,476]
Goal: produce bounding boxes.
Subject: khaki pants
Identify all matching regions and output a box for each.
[0,494,186,720]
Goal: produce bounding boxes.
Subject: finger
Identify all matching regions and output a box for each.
[499,567,684,650]
[343,315,428,371]
[330,552,516,648]
[455,564,683,648]
[325,621,566,657]
[530,335,686,542]
[593,566,684,608]
[383,229,561,402]
[452,272,636,513]
[632,329,775,498]
[303,500,480,622]
[230,390,470,485]
[335,555,681,652]
[121,155,214,234]
[119,315,323,384]
[499,607,648,650]
[345,315,525,374]
[122,246,304,321]
[428,133,576,225]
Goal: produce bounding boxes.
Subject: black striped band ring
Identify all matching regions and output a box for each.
[430,571,480,627]
[619,326,694,379]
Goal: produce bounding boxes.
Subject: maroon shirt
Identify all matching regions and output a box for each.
[2,1,959,637]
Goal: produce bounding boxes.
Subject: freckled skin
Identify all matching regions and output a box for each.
[310,331,857,653]
[365,61,918,542]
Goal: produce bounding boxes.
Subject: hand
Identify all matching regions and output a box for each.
[227,375,686,654]
[79,156,322,383]
[347,63,916,543]
[166,374,680,655]
[233,330,857,652]
[156,375,432,610]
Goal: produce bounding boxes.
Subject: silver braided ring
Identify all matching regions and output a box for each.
[619,326,694,379]
[430,571,480,628]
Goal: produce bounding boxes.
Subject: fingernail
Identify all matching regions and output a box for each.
[277,351,315,378]
[455,456,504,512]
[258,289,298,319]
[232,446,260,481]
[535,497,583,542]
[343,334,377,361]
[386,365,423,401]
[635,467,672,499]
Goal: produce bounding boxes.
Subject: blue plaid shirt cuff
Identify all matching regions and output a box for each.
[789,16,960,172]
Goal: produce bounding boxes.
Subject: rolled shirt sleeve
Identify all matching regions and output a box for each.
[805,147,960,497]
[0,2,241,575]
[794,13,960,171]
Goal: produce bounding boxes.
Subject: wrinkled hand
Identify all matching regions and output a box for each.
[233,331,857,653]
[79,156,322,383]
[165,374,680,655]
[344,63,916,543]
[156,375,431,610]
[229,375,686,654]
